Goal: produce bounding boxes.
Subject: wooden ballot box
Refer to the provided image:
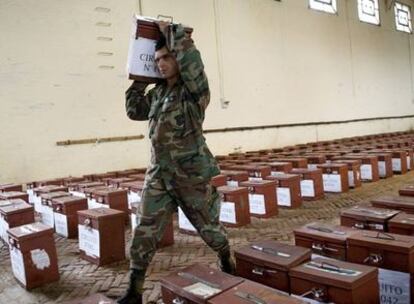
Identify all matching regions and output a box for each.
[333,154,379,182]
[120,180,145,209]
[228,165,271,180]
[52,196,88,238]
[207,280,307,304]
[332,159,362,188]
[340,206,400,232]
[0,183,22,192]
[317,163,349,193]
[130,202,174,248]
[0,199,35,243]
[366,152,393,178]
[294,222,357,261]
[89,188,129,224]
[238,180,278,218]
[234,241,311,292]
[161,264,244,304]
[7,223,59,289]
[217,186,251,227]
[210,174,227,188]
[290,168,324,200]
[264,173,302,208]
[77,208,125,266]
[0,191,29,203]
[399,185,414,197]
[347,230,414,273]
[289,257,379,304]
[371,195,414,214]
[389,212,414,236]
[219,170,249,187]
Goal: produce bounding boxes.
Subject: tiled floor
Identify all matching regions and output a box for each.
[1,171,413,303]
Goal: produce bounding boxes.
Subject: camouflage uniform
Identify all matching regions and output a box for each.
[126,25,229,271]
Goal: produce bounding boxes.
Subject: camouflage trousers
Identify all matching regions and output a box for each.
[130,178,230,271]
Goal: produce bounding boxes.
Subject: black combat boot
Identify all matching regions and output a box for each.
[218,249,236,275]
[117,269,145,304]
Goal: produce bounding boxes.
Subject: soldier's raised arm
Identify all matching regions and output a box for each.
[125,81,153,121]
[165,24,209,101]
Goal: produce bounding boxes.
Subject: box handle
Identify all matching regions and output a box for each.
[172,298,184,304]
[363,253,383,265]
[83,218,92,227]
[252,266,277,276]
[353,222,366,229]
[312,243,339,253]
[300,287,327,302]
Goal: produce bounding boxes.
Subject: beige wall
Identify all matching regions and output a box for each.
[1,0,414,183]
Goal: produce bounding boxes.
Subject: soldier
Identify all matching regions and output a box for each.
[117,21,235,304]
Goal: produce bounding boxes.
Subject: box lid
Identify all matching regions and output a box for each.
[348,230,414,253]
[289,257,378,290]
[399,185,414,196]
[234,241,311,271]
[371,195,414,209]
[77,207,124,220]
[8,222,53,241]
[207,280,306,304]
[34,185,68,195]
[264,173,301,181]
[294,222,356,244]
[91,188,127,197]
[52,195,87,206]
[340,206,400,222]
[120,181,145,192]
[160,264,244,303]
[40,191,71,202]
[389,212,414,229]
[0,191,27,199]
[239,180,277,189]
[0,199,33,215]
[219,170,249,181]
[216,186,248,195]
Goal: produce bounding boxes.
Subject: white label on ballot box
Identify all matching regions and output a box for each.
[0,214,9,243]
[407,156,411,170]
[378,161,386,178]
[248,177,262,182]
[128,191,141,207]
[78,225,100,257]
[271,171,284,176]
[30,249,50,270]
[277,187,291,206]
[131,213,140,232]
[307,164,318,170]
[219,201,236,223]
[10,246,26,286]
[41,206,54,228]
[70,191,86,198]
[127,37,162,78]
[348,171,355,187]
[392,158,402,172]
[361,164,373,180]
[88,198,107,209]
[27,189,35,205]
[33,196,42,213]
[379,268,410,304]
[248,194,266,214]
[226,180,239,187]
[54,212,68,237]
[300,180,315,197]
[178,208,196,232]
[322,174,342,192]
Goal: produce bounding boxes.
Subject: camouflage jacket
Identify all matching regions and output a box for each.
[125,25,219,188]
